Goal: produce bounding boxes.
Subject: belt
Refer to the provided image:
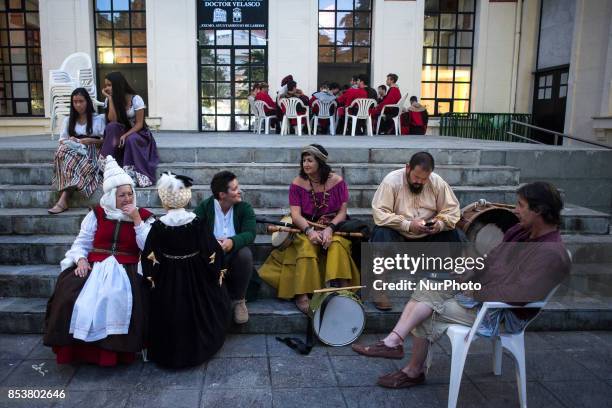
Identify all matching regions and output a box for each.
[161,251,200,260]
[91,248,138,257]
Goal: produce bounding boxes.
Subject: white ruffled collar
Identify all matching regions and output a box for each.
[159,208,197,227]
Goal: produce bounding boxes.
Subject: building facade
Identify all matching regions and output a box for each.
[0,0,611,144]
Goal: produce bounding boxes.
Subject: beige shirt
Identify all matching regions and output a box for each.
[371,168,460,239]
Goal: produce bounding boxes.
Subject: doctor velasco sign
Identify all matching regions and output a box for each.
[199,1,268,29]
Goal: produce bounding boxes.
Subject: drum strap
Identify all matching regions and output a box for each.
[275,319,314,355]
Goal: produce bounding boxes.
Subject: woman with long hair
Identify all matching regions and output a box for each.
[258,144,360,313]
[100,71,159,187]
[48,88,105,214]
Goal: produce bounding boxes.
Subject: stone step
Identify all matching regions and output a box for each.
[0,146,484,165]
[0,233,610,266]
[0,162,520,187]
[0,184,521,209]
[1,293,610,334]
[1,204,608,236]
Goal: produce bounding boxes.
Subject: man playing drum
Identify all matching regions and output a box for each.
[370,151,463,310]
[353,182,571,389]
[194,171,256,324]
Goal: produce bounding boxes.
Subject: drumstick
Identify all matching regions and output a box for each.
[313,285,366,293]
[266,225,364,238]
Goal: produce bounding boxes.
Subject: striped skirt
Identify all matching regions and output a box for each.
[52,143,102,197]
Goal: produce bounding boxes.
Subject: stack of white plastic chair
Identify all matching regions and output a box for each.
[49,52,102,139]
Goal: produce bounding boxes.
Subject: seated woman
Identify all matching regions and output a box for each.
[142,172,231,368]
[48,88,105,214]
[258,144,360,313]
[100,71,159,187]
[44,156,155,366]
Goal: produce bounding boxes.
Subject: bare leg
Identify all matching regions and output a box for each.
[402,337,429,377]
[48,190,71,213]
[382,300,434,347]
[294,293,309,314]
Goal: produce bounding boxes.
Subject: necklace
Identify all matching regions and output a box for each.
[309,178,330,211]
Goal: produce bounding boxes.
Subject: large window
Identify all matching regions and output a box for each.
[93,0,147,104]
[0,0,42,116]
[318,0,372,86]
[421,0,475,116]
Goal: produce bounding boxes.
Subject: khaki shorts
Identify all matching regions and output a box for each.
[410,281,477,342]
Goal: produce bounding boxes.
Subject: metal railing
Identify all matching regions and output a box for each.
[510,121,612,149]
[439,113,533,142]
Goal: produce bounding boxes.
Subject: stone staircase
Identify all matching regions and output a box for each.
[0,136,610,334]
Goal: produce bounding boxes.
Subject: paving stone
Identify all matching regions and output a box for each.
[200,387,272,407]
[272,387,347,408]
[537,330,612,351]
[569,350,612,381]
[269,355,337,388]
[473,381,565,408]
[25,339,56,360]
[204,357,270,389]
[67,362,144,391]
[330,355,397,387]
[541,380,612,408]
[0,387,56,408]
[127,388,200,408]
[0,360,19,384]
[136,362,206,390]
[54,390,130,408]
[216,334,267,358]
[1,359,75,388]
[0,334,39,359]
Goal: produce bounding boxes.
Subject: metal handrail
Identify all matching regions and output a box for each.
[511,120,612,149]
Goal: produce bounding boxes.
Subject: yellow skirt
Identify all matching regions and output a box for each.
[258,233,361,299]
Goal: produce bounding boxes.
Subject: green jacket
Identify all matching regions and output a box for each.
[193,196,256,254]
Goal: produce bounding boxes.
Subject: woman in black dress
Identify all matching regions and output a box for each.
[142,173,231,368]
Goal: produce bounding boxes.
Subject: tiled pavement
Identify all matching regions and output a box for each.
[0,331,611,408]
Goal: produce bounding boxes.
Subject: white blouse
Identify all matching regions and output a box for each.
[59,115,106,141]
[103,95,146,127]
[63,210,155,266]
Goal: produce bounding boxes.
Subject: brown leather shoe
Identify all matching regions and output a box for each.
[373,293,392,311]
[377,370,425,388]
[351,341,404,359]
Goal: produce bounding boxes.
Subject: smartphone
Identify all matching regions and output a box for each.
[424,220,436,228]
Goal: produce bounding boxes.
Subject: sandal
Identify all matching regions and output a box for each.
[47,203,68,214]
[294,295,310,315]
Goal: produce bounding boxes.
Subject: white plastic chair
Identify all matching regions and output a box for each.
[376,93,409,135]
[60,52,93,82]
[253,100,276,134]
[280,97,311,136]
[343,98,377,136]
[311,99,337,136]
[445,285,561,408]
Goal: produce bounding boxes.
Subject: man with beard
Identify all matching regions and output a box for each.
[369,151,462,309]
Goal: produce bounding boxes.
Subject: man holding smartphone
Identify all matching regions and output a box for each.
[369,151,463,309]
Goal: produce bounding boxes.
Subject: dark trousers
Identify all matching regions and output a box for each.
[225,246,253,300]
[370,226,466,243]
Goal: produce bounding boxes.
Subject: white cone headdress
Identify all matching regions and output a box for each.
[157,172,193,209]
[100,155,136,220]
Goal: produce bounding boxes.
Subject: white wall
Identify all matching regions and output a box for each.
[145,0,198,130]
[564,0,612,143]
[267,0,318,96]
[39,0,95,117]
[371,0,422,102]
[471,0,517,113]
[514,0,540,114]
[537,0,575,70]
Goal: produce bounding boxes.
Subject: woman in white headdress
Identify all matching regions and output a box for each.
[44,156,155,366]
[142,172,231,368]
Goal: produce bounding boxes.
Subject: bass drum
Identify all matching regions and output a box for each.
[457,200,519,255]
[309,290,365,347]
[270,215,295,251]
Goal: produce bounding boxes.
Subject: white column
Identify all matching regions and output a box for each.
[371,0,423,102]
[471,0,517,113]
[39,0,95,116]
[145,0,198,130]
[267,0,318,96]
